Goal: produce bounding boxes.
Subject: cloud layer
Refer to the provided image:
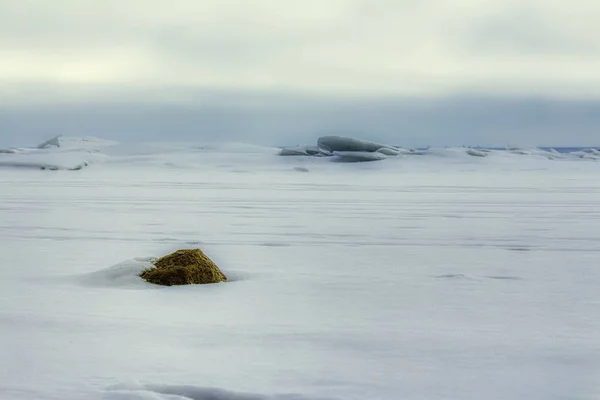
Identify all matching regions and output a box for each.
[2,94,599,148]
[2,1,599,146]
[2,0,600,102]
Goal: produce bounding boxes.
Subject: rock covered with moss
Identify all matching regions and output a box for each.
[141,249,227,286]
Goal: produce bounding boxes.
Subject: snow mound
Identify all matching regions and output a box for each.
[3,134,598,173]
[279,136,403,160]
[466,149,489,157]
[0,154,91,171]
[278,134,599,164]
[396,148,426,155]
[37,135,118,149]
[436,274,472,280]
[570,148,600,160]
[280,146,330,157]
[507,147,563,159]
[105,383,325,400]
[198,142,280,154]
[78,258,156,288]
[422,147,480,158]
[375,147,400,156]
[332,151,387,162]
[582,148,600,155]
[317,135,396,153]
[0,135,115,170]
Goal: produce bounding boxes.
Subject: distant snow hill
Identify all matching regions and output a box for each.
[0,135,115,171]
[37,135,119,149]
[1,134,598,172]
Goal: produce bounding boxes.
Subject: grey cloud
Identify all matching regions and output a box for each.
[463,6,597,56]
[1,90,599,148]
[2,0,600,97]
[1,0,600,147]
[145,26,293,68]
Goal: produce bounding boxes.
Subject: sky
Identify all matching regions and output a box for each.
[1,0,600,147]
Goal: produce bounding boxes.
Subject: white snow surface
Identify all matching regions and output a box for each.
[1,139,600,400]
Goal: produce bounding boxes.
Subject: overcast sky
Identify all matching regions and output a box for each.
[1,0,599,147]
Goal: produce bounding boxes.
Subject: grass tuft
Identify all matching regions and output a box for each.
[141,249,227,286]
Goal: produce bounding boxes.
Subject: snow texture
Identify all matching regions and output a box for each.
[0,136,599,400]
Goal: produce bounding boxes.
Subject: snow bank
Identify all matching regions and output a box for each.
[105,382,322,400]
[276,134,597,164]
[1,134,597,174]
[77,258,156,289]
[279,136,401,162]
[332,151,388,162]
[0,145,113,170]
[198,142,280,155]
[466,149,489,157]
[424,147,486,159]
[375,147,400,156]
[37,135,118,149]
[507,147,563,159]
[420,147,564,161]
[280,146,330,157]
[0,135,118,170]
[570,148,600,160]
[317,135,396,153]
[0,153,94,170]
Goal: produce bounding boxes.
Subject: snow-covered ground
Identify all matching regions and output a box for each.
[1,138,599,400]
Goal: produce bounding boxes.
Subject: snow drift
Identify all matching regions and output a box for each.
[0,135,598,172]
[77,258,156,289]
[281,136,420,162]
[331,151,387,162]
[316,136,395,153]
[37,135,118,149]
[105,383,326,400]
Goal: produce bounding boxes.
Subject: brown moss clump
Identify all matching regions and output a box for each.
[141,249,227,286]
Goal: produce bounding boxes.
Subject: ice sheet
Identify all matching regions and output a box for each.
[0,140,599,400]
